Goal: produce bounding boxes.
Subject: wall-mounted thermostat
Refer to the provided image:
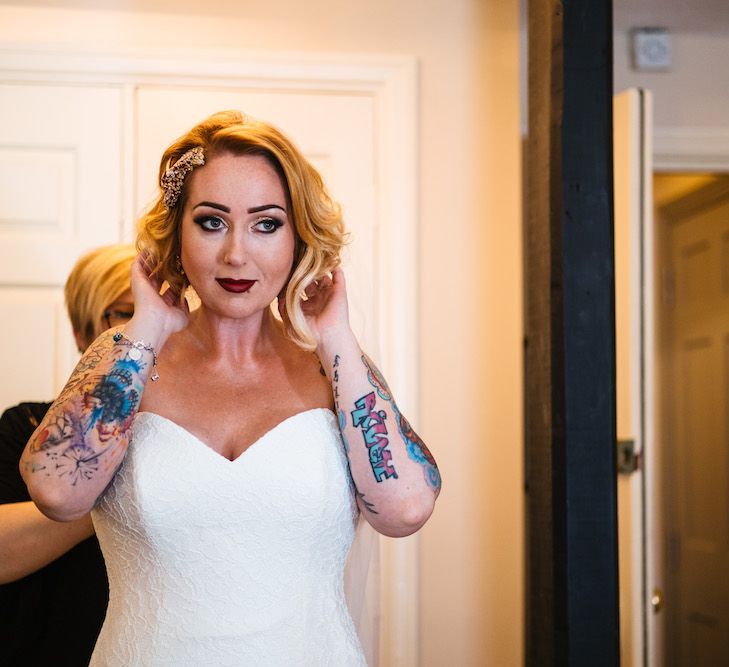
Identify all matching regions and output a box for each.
[631,28,672,71]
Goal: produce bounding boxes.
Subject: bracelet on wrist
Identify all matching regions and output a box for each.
[112,331,160,382]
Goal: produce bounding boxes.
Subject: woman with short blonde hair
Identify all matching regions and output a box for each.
[64,244,136,350]
[137,110,345,351]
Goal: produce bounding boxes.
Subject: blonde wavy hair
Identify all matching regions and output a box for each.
[136,110,346,350]
[64,244,136,347]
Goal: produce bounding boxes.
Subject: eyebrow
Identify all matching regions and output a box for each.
[193,201,230,213]
[248,204,287,214]
[192,202,286,215]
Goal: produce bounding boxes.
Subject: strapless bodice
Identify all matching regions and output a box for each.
[90,408,365,666]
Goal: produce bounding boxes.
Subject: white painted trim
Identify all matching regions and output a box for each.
[0,42,419,667]
[0,43,412,91]
[654,126,729,172]
[643,93,664,667]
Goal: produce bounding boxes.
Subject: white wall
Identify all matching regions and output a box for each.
[615,27,729,169]
[0,1,524,665]
[614,29,729,130]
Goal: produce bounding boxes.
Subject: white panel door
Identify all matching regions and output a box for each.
[665,184,729,666]
[0,48,417,667]
[0,83,123,407]
[135,88,377,353]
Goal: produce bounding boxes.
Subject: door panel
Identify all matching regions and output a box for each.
[667,188,729,666]
[0,288,75,406]
[0,83,123,406]
[0,84,124,284]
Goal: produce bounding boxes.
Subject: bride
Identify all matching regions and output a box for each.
[21,110,441,665]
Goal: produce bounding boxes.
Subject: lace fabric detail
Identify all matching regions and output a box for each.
[90,409,366,666]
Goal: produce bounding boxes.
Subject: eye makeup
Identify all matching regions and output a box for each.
[193,215,226,231]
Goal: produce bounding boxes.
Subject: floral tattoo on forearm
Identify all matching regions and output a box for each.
[24,333,147,486]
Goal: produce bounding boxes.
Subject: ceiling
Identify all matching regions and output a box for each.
[2,0,729,35]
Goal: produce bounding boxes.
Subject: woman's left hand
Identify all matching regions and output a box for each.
[299,268,352,347]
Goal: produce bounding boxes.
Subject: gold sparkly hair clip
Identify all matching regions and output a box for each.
[161,146,205,210]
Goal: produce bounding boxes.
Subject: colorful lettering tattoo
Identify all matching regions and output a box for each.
[361,355,441,493]
[351,391,398,482]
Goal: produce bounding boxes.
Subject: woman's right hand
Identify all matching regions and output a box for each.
[20,251,186,521]
[129,252,189,341]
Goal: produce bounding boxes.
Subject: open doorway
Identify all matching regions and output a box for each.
[654,172,729,666]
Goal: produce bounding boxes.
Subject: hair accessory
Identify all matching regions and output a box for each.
[112,331,160,381]
[161,146,205,210]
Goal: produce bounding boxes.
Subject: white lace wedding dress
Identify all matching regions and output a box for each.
[90,408,367,666]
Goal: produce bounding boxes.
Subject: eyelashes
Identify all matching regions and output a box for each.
[192,216,284,234]
[254,217,284,233]
[193,215,225,231]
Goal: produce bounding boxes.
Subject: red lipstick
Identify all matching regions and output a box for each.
[216,279,256,293]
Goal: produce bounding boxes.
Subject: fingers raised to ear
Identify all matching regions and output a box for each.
[304,274,334,295]
[304,280,319,298]
[331,267,345,287]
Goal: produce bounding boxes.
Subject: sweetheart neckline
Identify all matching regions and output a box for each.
[135,407,337,463]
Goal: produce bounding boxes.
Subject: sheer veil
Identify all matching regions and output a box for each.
[344,515,380,666]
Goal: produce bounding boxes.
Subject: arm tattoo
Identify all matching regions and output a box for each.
[361,355,441,493]
[339,405,379,514]
[337,407,349,451]
[394,410,441,491]
[54,334,113,404]
[26,331,147,486]
[356,490,378,514]
[332,354,341,405]
[362,354,392,401]
[335,359,378,513]
[351,391,398,482]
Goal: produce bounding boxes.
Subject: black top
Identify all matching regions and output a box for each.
[0,402,108,667]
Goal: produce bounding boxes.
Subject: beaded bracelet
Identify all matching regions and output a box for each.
[112,331,160,382]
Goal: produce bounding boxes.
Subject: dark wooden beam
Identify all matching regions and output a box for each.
[525,1,619,664]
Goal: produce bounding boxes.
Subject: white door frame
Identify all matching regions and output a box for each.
[654,127,729,173]
[0,43,420,666]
